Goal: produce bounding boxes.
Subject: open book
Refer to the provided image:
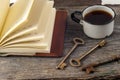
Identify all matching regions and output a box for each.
[0,0,57,55]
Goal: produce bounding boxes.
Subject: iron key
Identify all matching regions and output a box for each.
[70,40,106,67]
[56,37,85,70]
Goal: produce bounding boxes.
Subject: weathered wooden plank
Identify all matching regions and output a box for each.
[54,0,101,7]
[0,6,120,80]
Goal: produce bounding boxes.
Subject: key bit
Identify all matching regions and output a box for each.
[97,40,106,47]
[56,62,67,70]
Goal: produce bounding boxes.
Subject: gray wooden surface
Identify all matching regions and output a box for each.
[54,0,101,7]
[0,5,120,80]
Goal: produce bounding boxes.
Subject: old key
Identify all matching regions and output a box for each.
[70,40,106,67]
[56,37,85,70]
[81,54,120,74]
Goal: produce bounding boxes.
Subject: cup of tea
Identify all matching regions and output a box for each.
[71,5,116,39]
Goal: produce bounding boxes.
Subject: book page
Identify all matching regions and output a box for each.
[0,0,34,42]
[2,7,56,48]
[0,8,56,53]
[7,0,54,43]
[0,47,49,53]
[3,6,56,50]
[0,0,9,36]
[40,8,56,51]
[2,35,44,47]
[1,0,53,46]
[0,0,48,43]
[0,26,38,45]
[36,1,54,34]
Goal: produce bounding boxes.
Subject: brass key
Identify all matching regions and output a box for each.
[69,40,106,67]
[56,38,85,70]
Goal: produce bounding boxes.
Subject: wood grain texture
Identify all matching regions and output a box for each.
[54,0,101,7]
[0,3,120,80]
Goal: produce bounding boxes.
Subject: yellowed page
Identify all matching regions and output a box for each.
[2,35,44,47]
[3,2,56,49]
[41,8,56,51]
[0,0,48,43]
[0,0,9,36]
[0,47,49,53]
[0,0,34,42]
[37,1,54,34]
[1,0,51,45]
[0,8,56,53]
[1,26,38,45]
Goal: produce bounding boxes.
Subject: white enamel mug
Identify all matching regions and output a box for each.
[71,5,116,39]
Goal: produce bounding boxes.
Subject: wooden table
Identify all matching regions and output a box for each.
[0,1,120,80]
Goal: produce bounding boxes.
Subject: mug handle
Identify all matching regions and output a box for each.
[71,11,82,23]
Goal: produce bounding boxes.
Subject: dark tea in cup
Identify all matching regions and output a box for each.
[84,10,113,25]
